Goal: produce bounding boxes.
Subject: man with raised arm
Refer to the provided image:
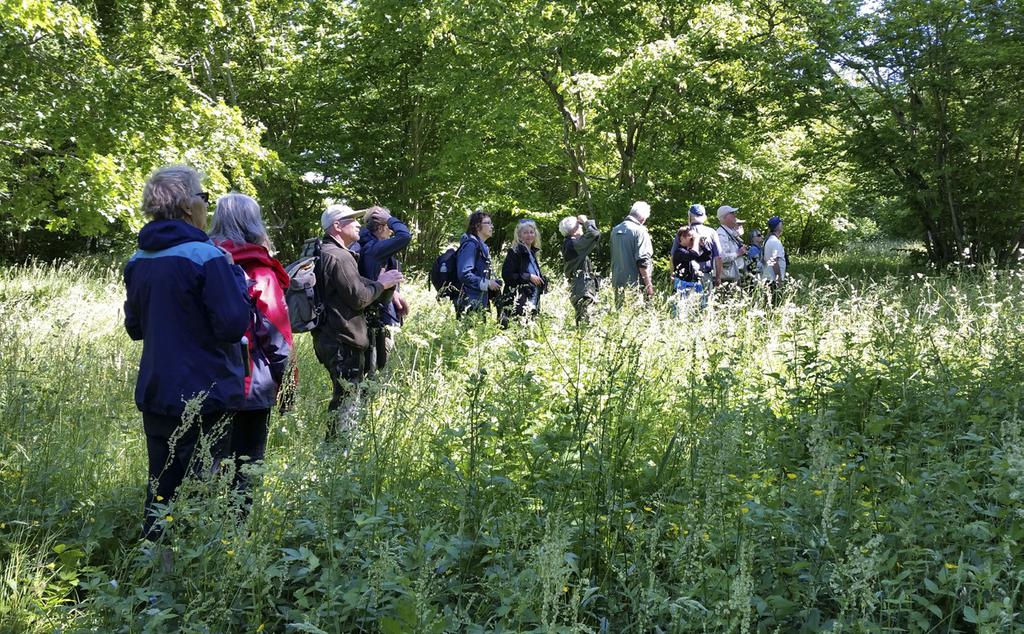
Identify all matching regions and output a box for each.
[560,213,601,324]
[688,204,722,289]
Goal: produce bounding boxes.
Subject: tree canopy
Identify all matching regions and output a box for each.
[2,0,1021,264]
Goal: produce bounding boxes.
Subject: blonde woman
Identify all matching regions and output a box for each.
[499,219,548,327]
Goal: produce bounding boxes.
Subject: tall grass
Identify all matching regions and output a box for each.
[1,252,1022,632]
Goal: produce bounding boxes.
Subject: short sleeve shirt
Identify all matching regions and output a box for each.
[762,235,787,282]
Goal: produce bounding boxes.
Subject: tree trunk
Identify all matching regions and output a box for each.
[614,86,658,190]
[536,67,593,214]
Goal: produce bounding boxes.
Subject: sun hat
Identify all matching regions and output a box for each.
[716,205,739,222]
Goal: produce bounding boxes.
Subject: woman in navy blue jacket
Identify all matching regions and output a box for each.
[123,165,251,538]
[456,210,501,317]
[357,206,411,372]
[499,219,548,327]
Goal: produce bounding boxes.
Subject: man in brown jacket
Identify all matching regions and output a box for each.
[312,204,403,435]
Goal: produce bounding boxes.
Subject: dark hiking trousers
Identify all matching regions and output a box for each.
[142,410,232,539]
[364,326,393,376]
[230,408,271,510]
[313,335,366,438]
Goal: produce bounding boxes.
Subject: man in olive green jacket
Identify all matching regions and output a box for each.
[312,204,402,435]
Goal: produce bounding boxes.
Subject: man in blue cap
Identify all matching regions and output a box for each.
[688,204,722,288]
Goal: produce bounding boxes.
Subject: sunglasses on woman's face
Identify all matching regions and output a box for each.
[195,192,210,204]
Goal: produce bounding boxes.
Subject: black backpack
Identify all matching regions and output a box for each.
[284,238,324,333]
[430,243,465,302]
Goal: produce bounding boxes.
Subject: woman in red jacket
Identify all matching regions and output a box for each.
[209,193,294,500]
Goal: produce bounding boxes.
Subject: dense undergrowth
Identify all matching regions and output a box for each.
[1,246,1022,632]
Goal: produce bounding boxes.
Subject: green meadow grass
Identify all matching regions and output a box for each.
[1,249,1022,632]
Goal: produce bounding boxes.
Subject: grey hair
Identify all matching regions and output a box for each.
[142,165,202,220]
[321,203,355,231]
[558,216,579,237]
[628,201,651,223]
[209,192,271,250]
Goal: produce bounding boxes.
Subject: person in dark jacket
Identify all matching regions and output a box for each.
[357,206,411,373]
[560,214,600,325]
[499,219,548,327]
[456,210,501,318]
[312,203,403,436]
[671,225,713,312]
[209,193,293,501]
[123,165,251,538]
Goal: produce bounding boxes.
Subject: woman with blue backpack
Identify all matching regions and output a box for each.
[456,210,502,318]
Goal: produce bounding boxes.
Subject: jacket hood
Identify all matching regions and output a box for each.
[216,239,290,289]
[138,219,210,251]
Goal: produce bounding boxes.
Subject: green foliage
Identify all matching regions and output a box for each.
[3,0,1021,265]
[800,0,1024,264]
[2,254,1024,631]
[0,0,279,257]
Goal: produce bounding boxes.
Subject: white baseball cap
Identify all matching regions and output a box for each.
[717,205,740,222]
[321,203,362,231]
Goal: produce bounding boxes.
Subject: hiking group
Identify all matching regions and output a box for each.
[123,164,788,538]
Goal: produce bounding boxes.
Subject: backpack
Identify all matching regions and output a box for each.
[430,243,465,302]
[284,238,323,333]
[695,228,716,273]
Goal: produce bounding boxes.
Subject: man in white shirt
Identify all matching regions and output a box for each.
[762,216,786,285]
[715,205,748,286]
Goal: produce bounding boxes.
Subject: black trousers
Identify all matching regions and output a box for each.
[364,326,393,375]
[313,335,368,438]
[230,408,271,502]
[142,410,232,539]
[571,294,594,326]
